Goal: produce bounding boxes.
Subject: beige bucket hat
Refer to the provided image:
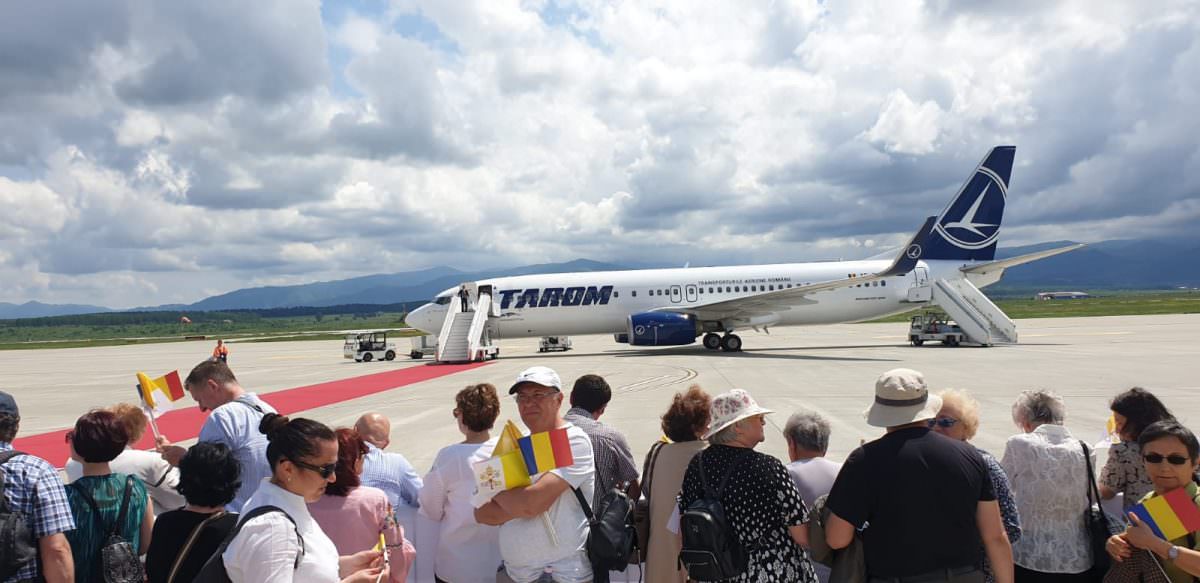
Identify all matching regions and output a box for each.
[864,368,942,428]
[703,389,773,440]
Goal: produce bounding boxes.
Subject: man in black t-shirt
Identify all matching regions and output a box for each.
[825,369,1014,583]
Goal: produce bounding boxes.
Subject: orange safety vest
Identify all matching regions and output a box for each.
[213,345,229,358]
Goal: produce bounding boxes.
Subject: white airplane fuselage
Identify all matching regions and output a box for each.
[406,259,985,339]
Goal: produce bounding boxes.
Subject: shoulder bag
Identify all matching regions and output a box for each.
[632,440,665,564]
[1083,441,1125,576]
[166,511,228,583]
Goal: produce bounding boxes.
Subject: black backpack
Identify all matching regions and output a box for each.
[678,451,754,581]
[572,485,637,582]
[0,450,38,579]
[193,505,305,583]
[70,475,144,583]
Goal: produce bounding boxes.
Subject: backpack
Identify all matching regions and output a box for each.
[0,450,38,579]
[70,475,144,583]
[572,485,637,581]
[678,451,755,581]
[193,505,305,583]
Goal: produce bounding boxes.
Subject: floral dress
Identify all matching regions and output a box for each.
[678,445,818,583]
[1101,440,1155,511]
[978,447,1021,583]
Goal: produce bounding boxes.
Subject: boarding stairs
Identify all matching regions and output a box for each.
[435,287,498,363]
[931,278,1018,346]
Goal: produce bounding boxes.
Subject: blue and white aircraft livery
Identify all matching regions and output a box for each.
[407,147,1083,352]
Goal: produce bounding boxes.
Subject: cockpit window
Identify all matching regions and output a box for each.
[434,296,451,305]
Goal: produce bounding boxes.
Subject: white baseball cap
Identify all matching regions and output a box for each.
[509,366,563,394]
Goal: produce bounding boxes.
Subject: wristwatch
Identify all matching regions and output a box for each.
[1168,545,1180,561]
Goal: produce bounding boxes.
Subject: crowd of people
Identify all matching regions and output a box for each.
[0,360,1197,583]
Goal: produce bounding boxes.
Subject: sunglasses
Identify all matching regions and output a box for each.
[289,458,337,479]
[927,417,960,429]
[514,391,559,404]
[1143,453,1191,466]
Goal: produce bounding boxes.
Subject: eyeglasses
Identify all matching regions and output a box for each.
[289,458,337,478]
[1144,453,1191,466]
[514,391,559,404]
[928,417,960,429]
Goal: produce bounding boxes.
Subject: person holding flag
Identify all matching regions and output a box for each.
[156,360,276,512]
[474,366,595,583]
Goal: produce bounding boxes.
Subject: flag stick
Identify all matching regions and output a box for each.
[135,383,164,446]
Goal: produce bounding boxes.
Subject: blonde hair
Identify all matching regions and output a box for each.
[936,389,981,440]
[107,403,149,444]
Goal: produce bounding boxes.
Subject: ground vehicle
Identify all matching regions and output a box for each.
[538,336,572,353]
[344,332,397,362]
[909,312,967,346]
[409,334,437,359]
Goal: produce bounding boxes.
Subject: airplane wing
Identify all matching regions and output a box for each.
[959,243,1085,276]
[655,216,937,322]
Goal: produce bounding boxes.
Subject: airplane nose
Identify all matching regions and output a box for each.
[407,304,437,334]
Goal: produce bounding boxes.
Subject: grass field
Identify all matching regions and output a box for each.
[2,291,1197,350]
[868,290,1200,323]
[0,312,418,350]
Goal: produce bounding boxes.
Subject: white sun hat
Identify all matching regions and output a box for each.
[703,389,774,440]
[864,368,943,428]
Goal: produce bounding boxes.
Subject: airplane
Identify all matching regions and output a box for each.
[405,146,1084,353]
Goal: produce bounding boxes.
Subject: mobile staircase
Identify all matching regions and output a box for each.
[435,285,500,363]
[930,278,1018,346]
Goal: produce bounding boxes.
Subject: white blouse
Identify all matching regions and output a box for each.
[1000,424,1095,574]
[418,438,502,583]
[224,478,341,583]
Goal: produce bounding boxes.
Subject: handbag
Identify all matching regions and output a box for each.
[1083,441,1125,575]
[632,441,665,564]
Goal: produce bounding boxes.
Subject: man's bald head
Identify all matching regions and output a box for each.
[355,413,391,449]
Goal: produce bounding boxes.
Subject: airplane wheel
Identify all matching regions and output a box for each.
[385,350,396,361]
[362,352,373,362]
[703,333,722,350]
[721,334,742,352]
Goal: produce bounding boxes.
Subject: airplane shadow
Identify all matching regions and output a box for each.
[494,345,902,363]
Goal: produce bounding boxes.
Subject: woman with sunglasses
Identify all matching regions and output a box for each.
[222,413,387,583]
[932,390,1022,583]
[309,428,414,582]
[1106,420,1200,582]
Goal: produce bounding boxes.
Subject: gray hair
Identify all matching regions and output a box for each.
[783,409,831,453]
[708,418,751,446]
[1012,390,1067,427]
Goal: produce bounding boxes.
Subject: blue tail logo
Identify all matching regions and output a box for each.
[924,146,1014,261]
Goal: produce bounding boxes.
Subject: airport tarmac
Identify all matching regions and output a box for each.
[2,313,1197,471]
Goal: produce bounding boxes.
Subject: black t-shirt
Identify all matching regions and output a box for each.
[826,427,995,578]
[145,509,238,583]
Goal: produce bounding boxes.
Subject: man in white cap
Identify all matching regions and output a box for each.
[824,369,1013,583]
[475,366,596,583]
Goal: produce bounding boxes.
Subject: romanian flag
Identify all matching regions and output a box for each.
[518,427,573,475]
[1130,483,1200,541]
[136,371,185,418]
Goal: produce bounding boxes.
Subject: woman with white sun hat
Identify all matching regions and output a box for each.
[676,388,818,583]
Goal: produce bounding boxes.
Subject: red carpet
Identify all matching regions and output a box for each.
[13,362,491,467]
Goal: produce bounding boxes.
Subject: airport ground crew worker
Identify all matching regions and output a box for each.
[212,339,229,363]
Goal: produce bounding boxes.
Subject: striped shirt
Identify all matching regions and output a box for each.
[360,443,422,509]
[0,442,76,583]
[564,407,639,498]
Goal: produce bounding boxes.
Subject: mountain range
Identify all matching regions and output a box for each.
[3,238,1197,319]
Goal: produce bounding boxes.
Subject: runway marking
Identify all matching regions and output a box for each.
[14,361,490,467]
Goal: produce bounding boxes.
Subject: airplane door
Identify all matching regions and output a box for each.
[914,266,929,286]
[908,266,932,302]
[685,284,698,303]
[669,285,682,303]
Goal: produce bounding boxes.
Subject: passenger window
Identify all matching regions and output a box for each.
[632,291,637,297]
[614,291,620,297]
[881,280,886,287]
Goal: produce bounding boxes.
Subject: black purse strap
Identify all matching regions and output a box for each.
[71,476,135,540]
[640,441,666,507]
[1080,441,1103,508]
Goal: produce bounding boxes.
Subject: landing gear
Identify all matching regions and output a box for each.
[703,333,722,350]
[720,334,742,352]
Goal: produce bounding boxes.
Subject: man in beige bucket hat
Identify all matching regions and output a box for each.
[822,369,1014,583]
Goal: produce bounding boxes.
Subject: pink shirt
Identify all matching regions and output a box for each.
[308,485,415,582]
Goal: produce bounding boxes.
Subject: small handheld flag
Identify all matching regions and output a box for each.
[136,371,185,418]
[517,427,574,475]
[1129,483,1200,541]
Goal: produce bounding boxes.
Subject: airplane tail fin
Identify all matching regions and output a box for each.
[921,146,1015,262]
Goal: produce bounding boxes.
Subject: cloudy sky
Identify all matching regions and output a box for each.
[1,0,1198,308]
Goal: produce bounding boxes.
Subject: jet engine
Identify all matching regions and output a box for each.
[626,312,699,346]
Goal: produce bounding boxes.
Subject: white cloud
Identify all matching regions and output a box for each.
[1,0,1198,307]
